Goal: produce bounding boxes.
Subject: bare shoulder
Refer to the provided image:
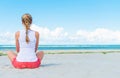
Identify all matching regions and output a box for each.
[35,31,39,37]
[16,31,20,34]
[15,31,20,37]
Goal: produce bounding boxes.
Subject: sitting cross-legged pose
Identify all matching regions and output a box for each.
[7,13,44,69]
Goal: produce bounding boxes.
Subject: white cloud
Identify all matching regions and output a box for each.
[31,24,68,44]
[70,28,120,44]
[0,32,14,45]
[1,25,120,45]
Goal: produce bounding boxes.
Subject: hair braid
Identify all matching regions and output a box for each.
[22,13,32,43]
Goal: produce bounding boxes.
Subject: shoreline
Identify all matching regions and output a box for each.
[1,50,120,56]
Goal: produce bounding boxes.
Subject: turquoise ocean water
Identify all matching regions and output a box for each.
[1,45,120,51]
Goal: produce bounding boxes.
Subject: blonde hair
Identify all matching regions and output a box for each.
[22,13,32,43]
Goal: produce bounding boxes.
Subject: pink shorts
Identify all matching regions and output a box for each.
[12,58,41,69]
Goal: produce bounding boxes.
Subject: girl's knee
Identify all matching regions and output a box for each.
[7,51,11,55]
[37,51,44,60]
[38,51,44,55]
[41,51,44,55]
[7,51,13,55]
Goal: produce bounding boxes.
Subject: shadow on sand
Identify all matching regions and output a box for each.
[40,63,61,67]
[0,63,61,69]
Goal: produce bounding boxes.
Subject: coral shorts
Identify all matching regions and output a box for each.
[12,58,41,69]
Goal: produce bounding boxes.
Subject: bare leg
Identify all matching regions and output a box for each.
[7,51,17,62]
[36,51,44,60]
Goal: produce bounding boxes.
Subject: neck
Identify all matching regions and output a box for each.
[27,28,30,30]
[24,26,30,30]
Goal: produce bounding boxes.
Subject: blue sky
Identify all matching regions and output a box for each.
[0,0,120,45]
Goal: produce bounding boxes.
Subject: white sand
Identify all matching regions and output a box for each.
[0,53,120,78]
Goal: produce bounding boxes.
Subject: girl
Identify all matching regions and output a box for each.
[7,13,44,69]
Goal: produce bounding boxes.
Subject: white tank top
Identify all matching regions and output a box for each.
[16,30,38,62]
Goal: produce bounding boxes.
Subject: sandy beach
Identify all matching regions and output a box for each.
[0,53,120,78]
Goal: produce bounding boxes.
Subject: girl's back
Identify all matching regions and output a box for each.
[16,30,38,62]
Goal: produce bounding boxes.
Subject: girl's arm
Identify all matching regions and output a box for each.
[35,31,39,52]
[15,31,20,53]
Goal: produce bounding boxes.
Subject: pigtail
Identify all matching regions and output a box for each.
[22,13,32,43]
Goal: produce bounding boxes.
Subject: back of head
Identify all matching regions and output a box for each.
[22,13,32,43]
